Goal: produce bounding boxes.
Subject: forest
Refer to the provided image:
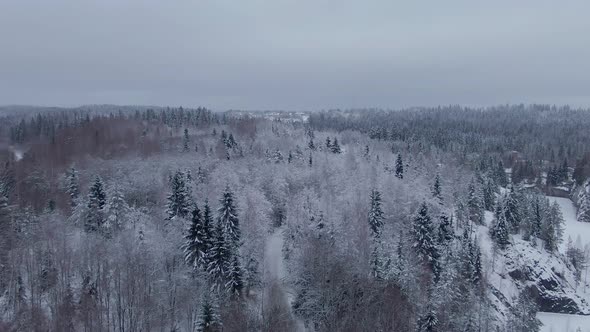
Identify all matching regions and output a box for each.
[1,105,590,331]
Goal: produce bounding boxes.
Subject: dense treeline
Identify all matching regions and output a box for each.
[0,105,585,331]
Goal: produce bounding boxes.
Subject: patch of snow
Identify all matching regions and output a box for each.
[538,312,590,332]
[547,196,590,253]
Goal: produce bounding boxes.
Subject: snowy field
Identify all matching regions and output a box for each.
[546,196,590,253]
[538,312,590,332]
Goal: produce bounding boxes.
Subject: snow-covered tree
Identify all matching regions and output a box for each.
[103,184,129,234]
[432,173,443,204]
[218,186,240,247]
[467,178,484,225]
[207,220,231,291]
[183,128,190,152]
[504,186,522,233]
[85,175,106,233]
[395,154,404,179]
[330,138,341,153]
[196,293,222,332]
[542,202,564,253]
[183,205,211,270]
[412,203,439,277]
[165,171,192,220]
[491,202,510,250]
[224,255,244,297]
[368,189,384,237]
[65,166,80,207]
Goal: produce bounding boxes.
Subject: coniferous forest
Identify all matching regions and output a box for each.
[1,105,590,331]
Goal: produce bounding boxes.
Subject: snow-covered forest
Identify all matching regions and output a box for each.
[1,105,590,331]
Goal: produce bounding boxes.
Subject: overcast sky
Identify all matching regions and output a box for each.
[1,1,589,110]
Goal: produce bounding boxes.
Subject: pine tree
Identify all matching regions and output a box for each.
[482,177,496,211]
[412,203,439,276]
[184,205,211,270]
[218,186,240,247]
[432,173,443,204]
[308,139,316,151]
[395,154,404,179]
[504,186,521,233]
[470,236,482,284]
[85,175,106,233]
[183,128,190,152]
[467,178,484,225]
[166,171,192,220]
[325,137,331,149]
[437,213,453,245]
[225,255,244,297]
[330,138,341,153]
[196,293,222,332]
[368,189,384,237]
[491,203,510,250]
[543,202,564,253]
[66,166,80,207]
[507,291,542,332]
[417,296,439,332]
[207,220,231,292]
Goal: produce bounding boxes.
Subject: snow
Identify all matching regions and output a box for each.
[547,196,590,253]
[264,228,306,331]
[538,312,590,332]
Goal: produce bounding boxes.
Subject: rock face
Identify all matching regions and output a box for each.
[489,238,590,317]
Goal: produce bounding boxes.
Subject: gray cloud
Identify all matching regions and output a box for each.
[1,0,589,110]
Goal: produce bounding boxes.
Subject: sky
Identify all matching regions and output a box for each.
[1,1,589,111]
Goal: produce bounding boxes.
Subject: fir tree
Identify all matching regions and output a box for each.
[183,205,211,270]
[432,173,443,204]
[330,138,341,154]
[482,177,496,211]
[437,213,453,245]
[542,202,564,253]
[395,154,404,179]
[308,139,316,151]
[207,220,231,292]
[196,293,222,332]
[325,137,331,149]
[504,186,521,233]
[308,152,313,167]
[166,171,192,220]
[491,203,510,250]
[183,128,190,152]
[218,186,240,247]
[85,175,106,233]
[66,166,80,207]
[412,203,439,277]
[368,189,384,238]
[416,305,439,332]
[467,178,484,224]
[225,255,244,297]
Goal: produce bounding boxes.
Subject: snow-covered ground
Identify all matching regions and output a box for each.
[264,228,306,331]
[538,312,590,332]
[547,196,590,253]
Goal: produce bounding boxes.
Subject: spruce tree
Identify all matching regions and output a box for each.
[467,178,484,224]
[165,171,192,220]
[412,203,439,276]
[495,161,508,187]
[183,128,190,152]
[66,166,80,207]
[218,186,240,247]
[207,220,231,292]
[504,186,521,233]
[491,203,510,250]
[196,293,222,332]
[183,205,210,270]
[483,177,496,211]
[85,176,106,233]
[325,137,331,149]
[543,202,564,253]
[330,138,341,154]
[395,154,404,179]
[437,213,453,245]
[225,255,244,297]
[432,173,443,204]
[368,189,384,237]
